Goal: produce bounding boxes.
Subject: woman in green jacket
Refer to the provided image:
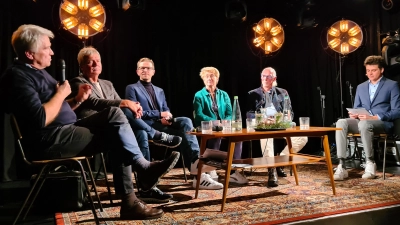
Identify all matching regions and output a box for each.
[193,67,248,184]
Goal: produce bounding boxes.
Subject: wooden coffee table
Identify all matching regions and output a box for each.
[190,126,341,211]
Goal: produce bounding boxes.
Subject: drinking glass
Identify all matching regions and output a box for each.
[299,117,310,130]
[201,121,212,134]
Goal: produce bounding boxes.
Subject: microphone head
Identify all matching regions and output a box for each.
[58,59,65,69]
[317,86,320,90]
[346,81,350,86]
[57,59,66,83]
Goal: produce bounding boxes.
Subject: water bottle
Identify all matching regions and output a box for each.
[283,95,292,122]
[232,96,242,131]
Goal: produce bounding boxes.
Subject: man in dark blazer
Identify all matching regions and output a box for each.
[125,58,220,190]
[334,55,400,180]
[70,47,182,203]
[247,67,307,187]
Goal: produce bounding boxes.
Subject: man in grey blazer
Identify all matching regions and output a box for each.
[70,47,182,203]
[334,55,400,180]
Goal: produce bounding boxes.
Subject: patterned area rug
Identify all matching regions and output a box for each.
[56,163,400,225]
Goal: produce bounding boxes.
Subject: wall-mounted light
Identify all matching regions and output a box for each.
[59,0,106,39]
[252,18,285,55]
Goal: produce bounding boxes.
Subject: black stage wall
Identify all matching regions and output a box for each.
[2,0,400,181]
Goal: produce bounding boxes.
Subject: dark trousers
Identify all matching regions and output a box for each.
[38,107,143,196]
[206,138,243,159]
[273,138,286,156]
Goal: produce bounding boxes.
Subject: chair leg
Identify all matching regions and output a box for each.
[84,158,103,212]
[13,164,50,225]
[383,137,387,180]
[100,153,113,204]
[78,160,100,225]
[180,152,187,182]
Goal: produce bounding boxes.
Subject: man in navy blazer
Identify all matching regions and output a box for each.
[125,58,220,190]
[334,55,400,180]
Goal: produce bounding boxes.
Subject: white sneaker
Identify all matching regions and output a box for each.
[192,173,223,190]
[362,161,377,179]
[229,170,249,184]
[190,159,217,175]
[333,164,348,181]
[207,170,219,181]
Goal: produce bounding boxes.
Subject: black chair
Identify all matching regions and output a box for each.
[9,115,103,225]
[381,119,400,179]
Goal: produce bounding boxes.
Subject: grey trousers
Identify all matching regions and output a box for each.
[335,118,386,160]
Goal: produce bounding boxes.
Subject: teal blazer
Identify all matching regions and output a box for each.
[193,87,233,127]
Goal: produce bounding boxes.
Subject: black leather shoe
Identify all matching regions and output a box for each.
[120,199,164,220]
[276,167,287,177]
[139,187,173,203]
[138,151,180,191]
[267,168,278,187]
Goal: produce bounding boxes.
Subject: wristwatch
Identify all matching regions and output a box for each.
[74,97,83,106]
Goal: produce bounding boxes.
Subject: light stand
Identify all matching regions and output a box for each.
[317,86,326,127]
[338,54,345,118]
[348,82,354,107]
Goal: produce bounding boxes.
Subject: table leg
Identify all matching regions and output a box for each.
[322,135,336,195]
[221,138,235,212]
[286,137,298,185]
[195,137,208,199]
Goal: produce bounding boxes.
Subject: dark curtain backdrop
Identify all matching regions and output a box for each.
[2,0,400,181]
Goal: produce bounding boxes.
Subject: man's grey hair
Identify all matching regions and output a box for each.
[77,46,101,66]
[11,24,54,57]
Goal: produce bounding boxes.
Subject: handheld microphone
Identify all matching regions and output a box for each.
[57,59,66,84]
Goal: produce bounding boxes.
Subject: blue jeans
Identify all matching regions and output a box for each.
[39,107,144,196]
[121,108,157,161]
[151,117,200,168]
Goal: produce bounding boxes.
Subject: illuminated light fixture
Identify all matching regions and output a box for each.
[326,19,363,55]
[252,17,285,55]
[89,4,105,17]
[59,0,106,39]
[61,0,78,15]
[326,19,364,118]
[78,0,88,10]
[89,19,104,32]
[62,17,79,29]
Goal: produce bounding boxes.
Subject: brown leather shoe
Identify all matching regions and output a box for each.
[138,151,180,191]
[120,200,164,220]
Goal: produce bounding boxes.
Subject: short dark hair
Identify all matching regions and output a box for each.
[364,55,386,69]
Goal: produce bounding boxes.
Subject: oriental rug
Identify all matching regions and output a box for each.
[55,163,400,225]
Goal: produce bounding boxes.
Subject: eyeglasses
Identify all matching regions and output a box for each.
[261,74,274,79]
[138,66,154,71]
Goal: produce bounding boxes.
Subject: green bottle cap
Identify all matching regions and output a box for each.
[234,96,238,99]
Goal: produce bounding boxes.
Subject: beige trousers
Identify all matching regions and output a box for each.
[260,137,308,157]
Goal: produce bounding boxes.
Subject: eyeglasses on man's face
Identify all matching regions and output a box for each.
[261,74,274,79]
[137,66,154,71]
